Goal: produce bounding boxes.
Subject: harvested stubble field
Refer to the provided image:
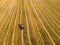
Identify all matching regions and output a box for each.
[0,0,60,45]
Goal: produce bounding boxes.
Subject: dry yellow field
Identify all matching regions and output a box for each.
[0,0,60,45]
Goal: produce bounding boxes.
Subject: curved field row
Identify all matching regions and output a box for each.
[0,0,60,45]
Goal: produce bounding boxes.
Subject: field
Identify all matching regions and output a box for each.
[0,0,60,45]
